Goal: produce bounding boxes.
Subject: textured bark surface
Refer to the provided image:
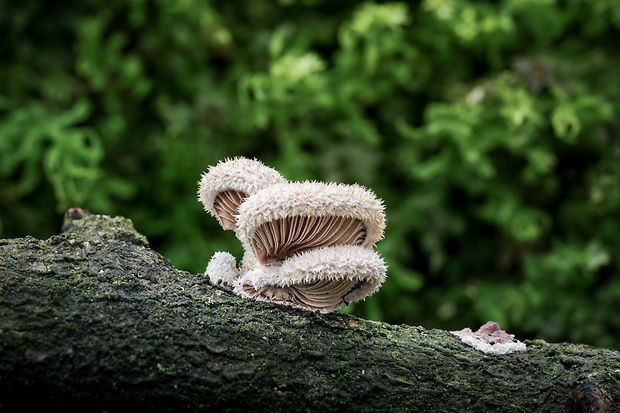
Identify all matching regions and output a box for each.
[1,212,619,412]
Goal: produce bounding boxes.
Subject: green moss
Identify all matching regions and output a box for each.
[1,214,620,411]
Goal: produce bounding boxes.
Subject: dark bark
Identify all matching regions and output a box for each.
[1,212,619,412]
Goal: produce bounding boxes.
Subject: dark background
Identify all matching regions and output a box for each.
[1,0,619,348]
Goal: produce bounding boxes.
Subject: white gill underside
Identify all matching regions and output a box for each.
[215,193,370,311]
[251,215,367,265]
[245,215,367,311]
[241,278,360,313]
[213,190,246,230]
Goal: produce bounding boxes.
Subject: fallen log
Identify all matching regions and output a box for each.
[0,211,618,412]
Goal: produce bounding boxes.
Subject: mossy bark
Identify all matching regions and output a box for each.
[1,213,619,412]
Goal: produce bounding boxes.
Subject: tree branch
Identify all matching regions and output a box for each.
[1,212,618,412]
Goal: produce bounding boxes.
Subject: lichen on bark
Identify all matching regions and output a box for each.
[0,212,619,412]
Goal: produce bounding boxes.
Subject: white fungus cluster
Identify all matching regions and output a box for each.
[198,157,387,313]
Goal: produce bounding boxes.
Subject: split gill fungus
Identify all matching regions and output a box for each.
[212,190,247,231]
[198,157,287,232]
[198,157,387,313]
[240,277,358,314]
[250,215,367,265]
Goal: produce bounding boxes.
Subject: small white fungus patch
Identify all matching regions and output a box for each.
[451,321,526,355]
[206,251,239,287]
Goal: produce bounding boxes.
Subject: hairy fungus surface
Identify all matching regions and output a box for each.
[237,181,385,251]
[234,245,387,313]
[198,157,286,231]
[205,251,239,286]
[199,157,388,313]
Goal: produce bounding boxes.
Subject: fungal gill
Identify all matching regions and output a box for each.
[213,190,247,230]
[240,278,358,313]
[250,215,367,265]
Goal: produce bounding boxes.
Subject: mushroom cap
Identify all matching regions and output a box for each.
[198,157,287,230]
[236,181,386,265]
[205,251,239,287]
[234,245,387,313]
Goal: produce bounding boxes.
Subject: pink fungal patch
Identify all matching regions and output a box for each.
[451,321,526,355]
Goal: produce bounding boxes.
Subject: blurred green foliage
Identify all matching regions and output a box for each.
[1,0,619,348]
